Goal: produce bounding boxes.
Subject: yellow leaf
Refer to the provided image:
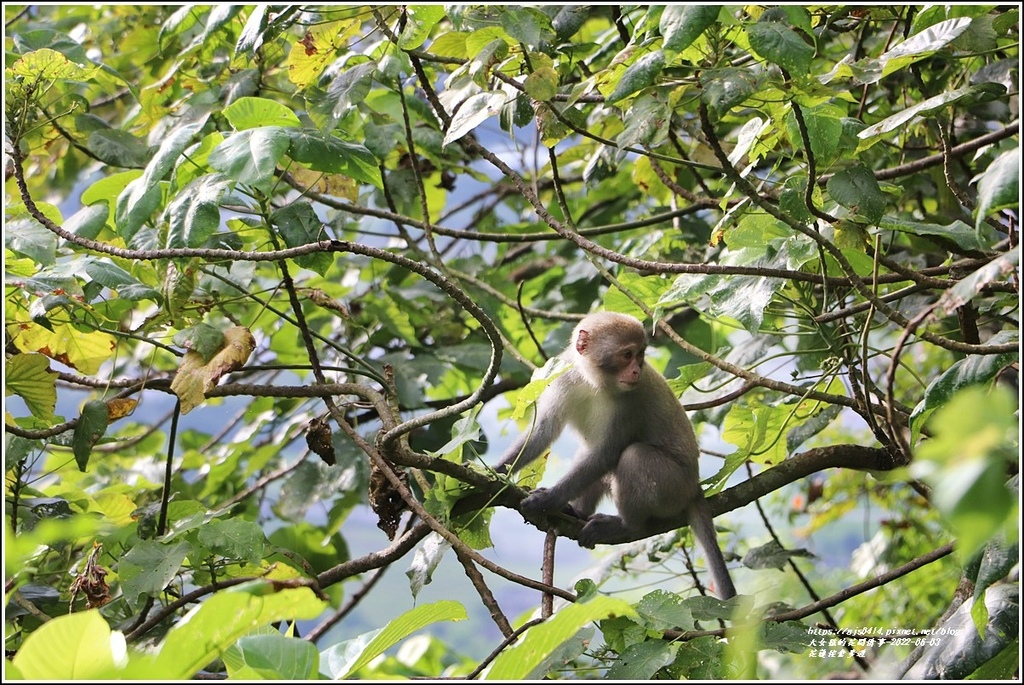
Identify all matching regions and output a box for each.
[8,322,115,376]
[4,352,58,420]
[105,398,138,421]
[285,19,360,89]
[170,326,255,414]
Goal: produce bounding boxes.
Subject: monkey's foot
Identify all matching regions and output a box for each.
[578,513,629,548]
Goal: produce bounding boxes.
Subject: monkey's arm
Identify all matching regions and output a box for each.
[495,390,566,474]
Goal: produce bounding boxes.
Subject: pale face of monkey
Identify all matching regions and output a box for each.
[574,319,647,391]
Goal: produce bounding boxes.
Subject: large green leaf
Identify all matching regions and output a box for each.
[166,175,231,248]
[269,201,332,275]
[606,640,676,680]
[223,633,319,680]
[974,147,1019,229]
[826,166,886,223]
[660,5,721,53]
[746,21,814,74]
[84,259,160,302]
[223,95,301,130]
[485,595,637,679]
[606,50,666,104]
[909,330,1019,442]
[208,126,291,187]
[284,128,383,188]
[72,399,108,471]
[321,600,468,678]
[115,121,204,241]
[143,584,327,679]
[857,85,991,145]
[11,610,122,679]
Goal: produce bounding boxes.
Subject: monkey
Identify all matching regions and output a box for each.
[497,311,736,599]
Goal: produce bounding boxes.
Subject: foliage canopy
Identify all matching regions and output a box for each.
[4,4,1019,680]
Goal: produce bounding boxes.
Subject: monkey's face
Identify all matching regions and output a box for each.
[587,344,644,391]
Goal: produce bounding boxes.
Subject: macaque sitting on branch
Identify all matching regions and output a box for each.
[498,311,736,599]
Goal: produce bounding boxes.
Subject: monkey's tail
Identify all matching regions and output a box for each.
[688,500,737,600]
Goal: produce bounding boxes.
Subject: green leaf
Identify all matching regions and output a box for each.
[524,66,559,101]
[443,91,508,147]
[322,600,468,678]
[11,610,122,679]
[209,127,291,188]
[909,331,1019,442]
[284,128,383,188]
[173,323,226,362]
[224,633,319,680]
[143,584,327,679]
[857,86,984,145]
[935,247,1019,316]
[850,17,973,84]
[746,22,814,74]
[223,95,301,129]
[72,399,108,471]
[235,4,270,55]
[500,7,554,46]
[63,203,108,240]
[485,595,637,680]
[607,50,666,104]
[511,356,571,421]
[606,640,676,680]
[4,211,59,265]
[617,94,670,148]
[118,540,192,610]
[879,217,986,252]
[660,5,720,52]
[315,61,376,125]
[974,147,1018,229]
[398,5,446,49]
[636,590,694,631]
[786,102,843,166]
[270,202,332,275]
[88,254,156,301]
[826,165,886,223]
[87,129,151,168]
[4,353,57,420]
[166,176,231,249]
[700,68,760,119]
[551,6,589,41]
[115,122,205,241]
[913,386,1017,559]
[197,518,266,564]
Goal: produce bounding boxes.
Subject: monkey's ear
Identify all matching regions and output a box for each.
[575,328,591,355]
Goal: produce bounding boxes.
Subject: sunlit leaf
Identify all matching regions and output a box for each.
[4,353,57,421]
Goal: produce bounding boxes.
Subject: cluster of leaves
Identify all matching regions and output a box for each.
[4,5,1019,680]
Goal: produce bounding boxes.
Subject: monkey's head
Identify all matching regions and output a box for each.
[572,312,648,391]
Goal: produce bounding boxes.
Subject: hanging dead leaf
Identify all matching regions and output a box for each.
[368,461,408,540]
[306,417,336,465]
[68,541,111,609]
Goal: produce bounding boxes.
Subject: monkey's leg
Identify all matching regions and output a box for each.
[569,476,609,519]
[577,444,690,548]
